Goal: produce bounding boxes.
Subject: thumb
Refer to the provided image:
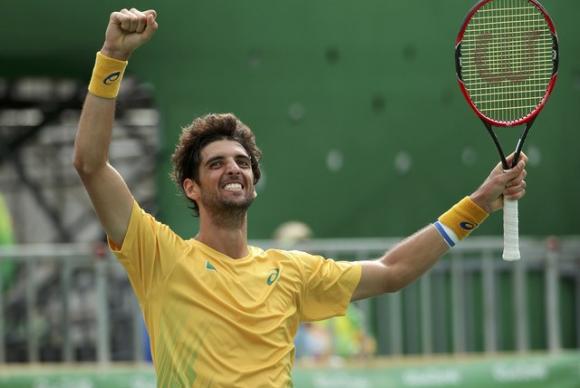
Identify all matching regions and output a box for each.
[502,160,525,181]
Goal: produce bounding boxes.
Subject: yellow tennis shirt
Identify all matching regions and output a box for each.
[109,201,361,387]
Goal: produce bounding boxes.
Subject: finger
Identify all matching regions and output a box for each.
[143,9,157,19]
[510,159,525,173]
[505,179,526,195]
[505,190,526,201]
[109,11,126,28]
[505,185,526,200]
[491,159,507,176]
[120,8,138,31]
[505,151,528,167]
[142,13,159,40]
[514,168,527,185]
[115,9,132,31]
[129,8,147,33]
[491,154,524,175]
[501,160,525,184]
[506,164,527,186]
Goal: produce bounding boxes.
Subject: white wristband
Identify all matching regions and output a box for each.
[433,221,459,248]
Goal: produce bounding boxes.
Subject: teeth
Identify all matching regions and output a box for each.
[224,183,242,191]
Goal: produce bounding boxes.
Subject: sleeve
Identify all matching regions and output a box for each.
[108,200,185,302]
[291,251,362,321]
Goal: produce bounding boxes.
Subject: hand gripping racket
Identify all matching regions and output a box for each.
[455,0,559,260]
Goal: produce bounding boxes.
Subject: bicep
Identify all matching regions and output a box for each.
[79,163,134,246]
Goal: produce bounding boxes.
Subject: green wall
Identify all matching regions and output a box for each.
[3,0,579,239]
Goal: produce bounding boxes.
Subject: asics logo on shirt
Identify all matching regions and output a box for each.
[266,268,280,285]
[205,260,217,271]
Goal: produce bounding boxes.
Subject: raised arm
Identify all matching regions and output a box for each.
[74,9,158,246]
[352,154,528,301]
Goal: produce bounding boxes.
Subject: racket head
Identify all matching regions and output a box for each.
[455,0,559,127]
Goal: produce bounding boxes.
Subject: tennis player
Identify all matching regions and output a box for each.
[74,8,527,387]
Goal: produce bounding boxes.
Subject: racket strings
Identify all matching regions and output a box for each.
[461,0,554,123]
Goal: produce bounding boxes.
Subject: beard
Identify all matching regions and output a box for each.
[199,189,255,228]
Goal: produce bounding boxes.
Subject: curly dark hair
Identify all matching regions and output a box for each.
[171,113,262,216]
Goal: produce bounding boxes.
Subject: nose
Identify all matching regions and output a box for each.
[225,158,241,175]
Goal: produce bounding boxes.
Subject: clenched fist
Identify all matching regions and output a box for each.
[101,8,158,61]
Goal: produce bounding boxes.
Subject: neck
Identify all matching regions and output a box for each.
[196,209,249,259]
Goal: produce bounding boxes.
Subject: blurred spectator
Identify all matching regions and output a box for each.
[295,304,376,362]
[273,221,312,246]
[0,193,16,291]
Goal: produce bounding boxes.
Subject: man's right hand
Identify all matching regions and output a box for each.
[101,8,158,61]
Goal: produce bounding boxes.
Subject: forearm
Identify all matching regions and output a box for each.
[353,158,528,301]
[380,196,489,290]
[352,225,448,300]
[379,225,448,291]
[73,93,116,174]
[75,8,158,175]
[353,197,490,301]
[74,48,128,174]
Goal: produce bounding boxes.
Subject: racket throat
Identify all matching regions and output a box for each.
[512,118,536,168]
[482,118,536,170]
[481,119,509,170]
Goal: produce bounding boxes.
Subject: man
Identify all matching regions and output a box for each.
[74,8,527,387]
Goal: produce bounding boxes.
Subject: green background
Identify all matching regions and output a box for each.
[1,0,578,239]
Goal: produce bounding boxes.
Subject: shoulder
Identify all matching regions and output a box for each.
[255,248,326,268]
[131,201,187,246]
[254,248,314,259]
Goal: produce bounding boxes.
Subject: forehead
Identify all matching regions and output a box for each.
[200,139,249,161]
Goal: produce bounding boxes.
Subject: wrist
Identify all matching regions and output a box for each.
[434,196,489,246]
[88,52,128,99]
[468,191,492,213]
[100,45,131,61]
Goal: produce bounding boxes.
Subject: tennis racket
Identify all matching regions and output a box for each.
[455,0,559,260]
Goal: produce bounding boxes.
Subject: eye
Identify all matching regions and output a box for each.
[237,158,251,168]
[209,160,222,169]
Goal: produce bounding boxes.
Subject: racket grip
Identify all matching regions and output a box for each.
[503,199,520,260]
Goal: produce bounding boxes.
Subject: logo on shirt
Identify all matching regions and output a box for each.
[205,260,217,271]
[266,268,280,285]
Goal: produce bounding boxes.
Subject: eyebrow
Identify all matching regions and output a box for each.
[204,153,251,166]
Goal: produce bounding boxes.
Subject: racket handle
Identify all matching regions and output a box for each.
[503,199,520,260]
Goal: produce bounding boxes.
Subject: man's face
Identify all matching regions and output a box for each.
[185,139,256,215]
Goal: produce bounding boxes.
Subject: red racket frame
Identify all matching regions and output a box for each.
[455,0,559,129]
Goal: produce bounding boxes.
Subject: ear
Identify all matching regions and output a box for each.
[183,178,201,201]
[253,189,258,199]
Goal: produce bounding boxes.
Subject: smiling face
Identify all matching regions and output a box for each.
[183,139,257,217]
[171,113,262,218]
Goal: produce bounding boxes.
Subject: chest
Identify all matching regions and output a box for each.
[163,256,303,317]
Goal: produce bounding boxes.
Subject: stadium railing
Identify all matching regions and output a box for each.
[0,236,578,364]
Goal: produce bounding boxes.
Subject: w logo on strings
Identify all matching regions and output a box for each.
[474,30,542,84]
